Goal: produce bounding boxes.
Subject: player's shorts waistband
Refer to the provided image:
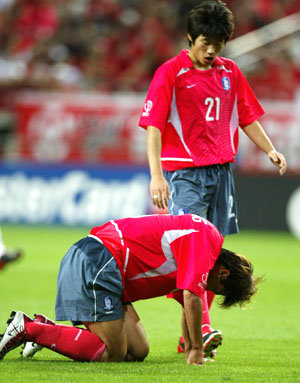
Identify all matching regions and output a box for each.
[87,234,103,244]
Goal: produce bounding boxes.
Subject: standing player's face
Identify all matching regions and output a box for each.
[188,34,225,69]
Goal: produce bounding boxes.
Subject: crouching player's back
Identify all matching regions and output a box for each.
[90,214,224,302]
[0,214,261,365]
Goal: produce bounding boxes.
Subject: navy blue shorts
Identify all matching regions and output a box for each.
[163,163,238,236]
[55,236,124,324]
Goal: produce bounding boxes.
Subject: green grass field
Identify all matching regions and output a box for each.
[0,225,299,383]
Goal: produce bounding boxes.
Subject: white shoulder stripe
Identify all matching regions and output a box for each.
[88,234,103,244]
[177,67,191,77]
[216,65,232,72]
[110,220,124,246]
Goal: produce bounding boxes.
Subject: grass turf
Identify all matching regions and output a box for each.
[0,225,299,383]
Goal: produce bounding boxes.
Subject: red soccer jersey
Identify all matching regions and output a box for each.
[89,214,224,302]
[139,49,264,171]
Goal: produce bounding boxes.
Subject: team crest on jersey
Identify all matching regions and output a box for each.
[102,296,114,311]
[222,76,230,91]
[142,100,153,116]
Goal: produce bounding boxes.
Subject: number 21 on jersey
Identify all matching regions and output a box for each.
[205,97,220,121]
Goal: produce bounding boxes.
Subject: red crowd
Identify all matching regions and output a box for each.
[0,0,299,99]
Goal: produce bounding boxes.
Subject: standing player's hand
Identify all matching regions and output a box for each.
[150,175,170,210]
[268,150,287,175]
[186,349,205,365]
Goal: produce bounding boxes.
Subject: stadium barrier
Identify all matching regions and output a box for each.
[0,163,299,238]
[235,174,300,238]
[0,163,152,226]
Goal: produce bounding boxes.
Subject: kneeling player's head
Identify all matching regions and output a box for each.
[213,249,262,308]
[187,0,234,46]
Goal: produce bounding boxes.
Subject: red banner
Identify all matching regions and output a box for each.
[14,92,300,174]
[237,99,300,174]
[15,92,146,164]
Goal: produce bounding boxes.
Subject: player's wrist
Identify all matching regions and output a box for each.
[151,173,165,181]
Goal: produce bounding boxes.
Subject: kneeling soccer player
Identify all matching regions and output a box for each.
[0,214,260,365]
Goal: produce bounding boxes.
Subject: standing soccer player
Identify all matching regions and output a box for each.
[139,0,286,355]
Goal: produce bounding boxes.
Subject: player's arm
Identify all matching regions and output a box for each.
[146,125,170,209]
[183,289,204,365]
[181,308,192,361]
[243,120,287,175]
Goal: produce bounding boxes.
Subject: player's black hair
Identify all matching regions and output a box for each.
[216,248,263,308]
[187,0,234,46]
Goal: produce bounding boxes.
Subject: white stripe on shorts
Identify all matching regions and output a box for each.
[92,256,114,322]
[169,171,178,214]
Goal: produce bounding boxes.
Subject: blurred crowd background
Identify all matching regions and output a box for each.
[0,0,299,97]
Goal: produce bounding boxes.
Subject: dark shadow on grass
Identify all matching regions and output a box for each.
[5,356,183,366]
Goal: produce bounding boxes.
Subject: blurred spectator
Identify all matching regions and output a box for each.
[0,0,59,90]
[246,45,300,100]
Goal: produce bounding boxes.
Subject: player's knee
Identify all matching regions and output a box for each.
[135,342,149,361]
[127,340,149,361]
[107,347,127,362]
[104,339,127,362]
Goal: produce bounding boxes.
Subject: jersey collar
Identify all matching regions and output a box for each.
[179,49,194,68]
[179,49,223,68]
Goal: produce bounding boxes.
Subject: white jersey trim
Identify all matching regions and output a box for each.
[177,67,191,77]
[88,234,103,244]
[167,89,192,157]
[229,95,239,153]
[161,157,193,162]
[129,229,198,280]
[216,65,232,72]
[110,220,124,246]
[123,247,130,275]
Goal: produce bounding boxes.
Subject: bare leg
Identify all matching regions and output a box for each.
[123,304,149,361]
[83,304,149,362]
[83,318,127,362]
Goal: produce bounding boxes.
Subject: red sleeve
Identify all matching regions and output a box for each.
[235,65,265,128]
[167,290,184,306]
[171,228,224,298]
[139,61,175,133]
